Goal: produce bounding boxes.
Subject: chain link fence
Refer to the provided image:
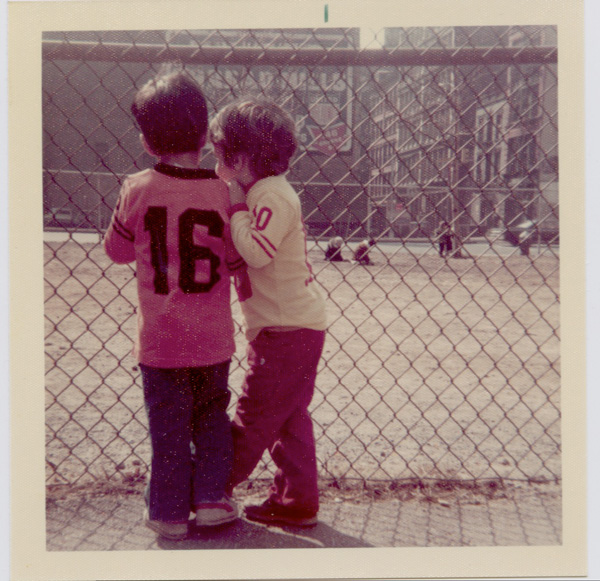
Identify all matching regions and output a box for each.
[43,27,559,490]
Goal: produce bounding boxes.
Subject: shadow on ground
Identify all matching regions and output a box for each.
[159,518,370,550]
[46,493,370,551]
[46,481,562,551]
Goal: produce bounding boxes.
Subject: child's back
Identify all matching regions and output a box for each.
[103,69,240,540]
[104,165,235,368]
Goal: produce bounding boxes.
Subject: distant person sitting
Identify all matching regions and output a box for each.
[325,236,345,262]
[353,239,375,265]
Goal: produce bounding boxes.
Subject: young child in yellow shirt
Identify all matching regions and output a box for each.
[210,99,327,527]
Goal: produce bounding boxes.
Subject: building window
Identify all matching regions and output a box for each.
[474,104,505,187]
[507,134,536,180]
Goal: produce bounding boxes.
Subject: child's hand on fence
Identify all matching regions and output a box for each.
[227,179,246,206]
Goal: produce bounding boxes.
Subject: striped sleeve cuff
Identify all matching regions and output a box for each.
[112,216,134,242]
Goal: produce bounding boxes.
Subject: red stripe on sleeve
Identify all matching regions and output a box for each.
[256,231,277,253]
[251,234,274,259]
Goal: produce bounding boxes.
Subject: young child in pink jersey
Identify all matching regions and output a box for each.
[103,70,242,540]
[210,99,327,527]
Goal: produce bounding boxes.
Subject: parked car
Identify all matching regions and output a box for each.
[504,219,559,248]
[44,207,74,228]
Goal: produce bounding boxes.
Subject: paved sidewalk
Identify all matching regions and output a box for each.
[46,481,561,551]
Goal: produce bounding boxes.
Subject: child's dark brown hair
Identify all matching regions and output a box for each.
[209,99,297,179]
[132,68,208,155]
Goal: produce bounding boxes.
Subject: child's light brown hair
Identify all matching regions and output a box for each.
[131,69,208,156]
[209,99,297,179]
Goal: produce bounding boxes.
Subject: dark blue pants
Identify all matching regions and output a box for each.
[140,360,232,522]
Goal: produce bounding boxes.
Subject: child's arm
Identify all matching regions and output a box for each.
[223,226,246,275]
[227,180,294,269]
[103,182,136,264]
[223,225,253,302]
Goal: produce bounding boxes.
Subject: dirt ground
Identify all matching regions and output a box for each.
[44,239,560,487]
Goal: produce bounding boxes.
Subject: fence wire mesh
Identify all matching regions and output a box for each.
[43,26,559,489]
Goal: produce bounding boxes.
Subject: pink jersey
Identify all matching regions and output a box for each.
[103,164,242,368]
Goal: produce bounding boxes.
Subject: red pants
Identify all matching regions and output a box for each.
[228,327,325,514]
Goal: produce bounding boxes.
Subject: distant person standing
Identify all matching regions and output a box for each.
[435,220,453,258]
[518,227,533,256]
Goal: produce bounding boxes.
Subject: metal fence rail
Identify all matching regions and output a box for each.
[43,26,559,488]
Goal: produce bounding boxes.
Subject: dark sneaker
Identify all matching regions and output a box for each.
[244,499,318,527]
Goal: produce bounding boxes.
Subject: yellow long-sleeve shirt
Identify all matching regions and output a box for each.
[229,175,327,339]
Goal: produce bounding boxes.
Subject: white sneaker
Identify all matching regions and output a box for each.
[143,508,188,540]
[195,496,239,527]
